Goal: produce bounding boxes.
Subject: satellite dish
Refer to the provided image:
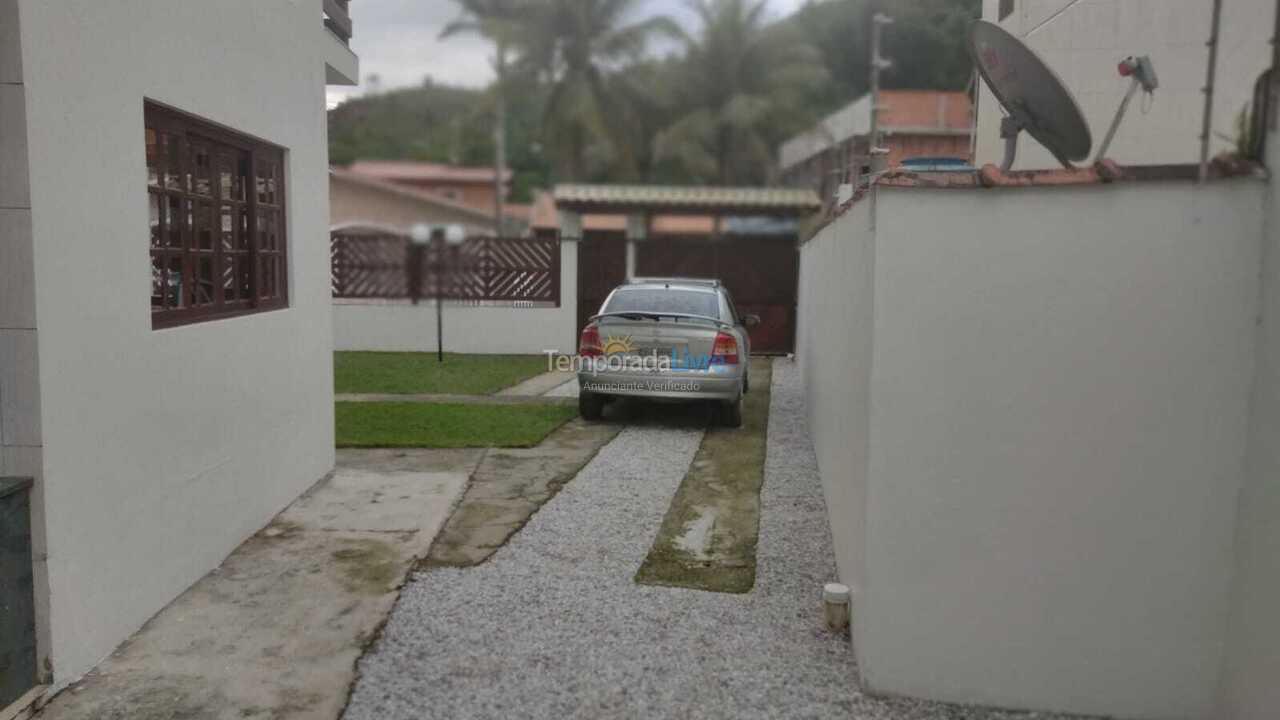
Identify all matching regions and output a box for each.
[968,20,1092,170]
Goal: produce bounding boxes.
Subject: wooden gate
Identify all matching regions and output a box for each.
[636,235,798,353]
[575,231,627,335]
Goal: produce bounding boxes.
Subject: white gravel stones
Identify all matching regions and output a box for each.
[342,360,1089,720]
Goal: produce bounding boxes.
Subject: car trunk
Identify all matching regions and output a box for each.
[595,316,720,370]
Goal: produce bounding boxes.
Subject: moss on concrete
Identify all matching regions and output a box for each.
[331,539,401,595]
[635,358,772,594]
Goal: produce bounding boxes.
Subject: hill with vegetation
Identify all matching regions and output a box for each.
[327,0,980,194]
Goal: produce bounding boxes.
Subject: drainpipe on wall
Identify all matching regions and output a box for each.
[1199,0,1224,183]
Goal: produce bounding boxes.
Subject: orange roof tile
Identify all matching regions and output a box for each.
[347,160,513,185]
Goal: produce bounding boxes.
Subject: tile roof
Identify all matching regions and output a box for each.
[347,160,512,184]
[553,184,821,214]
[329,168,499,225]
[530,190,723,234]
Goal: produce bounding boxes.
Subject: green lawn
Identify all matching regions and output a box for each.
[334,352,550,395]
[335,402,577,448]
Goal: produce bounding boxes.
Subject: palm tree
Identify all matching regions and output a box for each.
[523,0,681,181]
[656,0,828,185]
[441,1,529,232]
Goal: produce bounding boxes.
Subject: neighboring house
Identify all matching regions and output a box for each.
[975,0,1274,169]
[0,0,357,711]
[345,159,511,214]
[330,168,500,237]
[780,90,972,203]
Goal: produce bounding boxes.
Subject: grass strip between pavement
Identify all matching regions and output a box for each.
[335,401,577,448]
[634,357,772,594]
[334,352,550,395]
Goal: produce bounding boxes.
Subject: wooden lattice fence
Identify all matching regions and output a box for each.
[331,231,560,306]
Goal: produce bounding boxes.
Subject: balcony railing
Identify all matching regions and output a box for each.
[323,0,352,45]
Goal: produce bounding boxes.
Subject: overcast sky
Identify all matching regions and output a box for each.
[328,0,807,107]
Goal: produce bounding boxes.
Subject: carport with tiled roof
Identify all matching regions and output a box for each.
[549,184,822,354]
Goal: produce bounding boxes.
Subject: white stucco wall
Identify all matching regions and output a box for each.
[14,0,338,686]
[799,178,1267,718]
[333,238,579,355]
[1216,115,1280,720]
[976,0,1274,169]
[797,199,873,607]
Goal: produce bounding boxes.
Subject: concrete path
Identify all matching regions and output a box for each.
[35,450,475,720]
[496,369,575,397]
[336,370,577,405]
[543,375,580,398]
[336,392,575,407]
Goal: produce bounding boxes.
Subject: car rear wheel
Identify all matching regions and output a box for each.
[579,391,606,421]
[719,395,743,428]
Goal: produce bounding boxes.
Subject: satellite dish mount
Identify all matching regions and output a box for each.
[998,108,1033,172]
[969,21,1092,172]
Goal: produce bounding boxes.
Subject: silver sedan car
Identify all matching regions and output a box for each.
[576,278,758,427]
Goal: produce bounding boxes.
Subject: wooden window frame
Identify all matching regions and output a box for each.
[146,102,289,329]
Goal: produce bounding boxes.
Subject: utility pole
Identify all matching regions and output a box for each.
[493,41,508,236]
[1198,0,1223,183]
[869,12,894,178]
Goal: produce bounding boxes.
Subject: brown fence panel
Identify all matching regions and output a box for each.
[332,232,560,305]
[331,232,411,298]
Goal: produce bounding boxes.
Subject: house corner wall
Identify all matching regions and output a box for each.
[0,0,51,688]
[1216,104,1280,720]
[17,0,337,686]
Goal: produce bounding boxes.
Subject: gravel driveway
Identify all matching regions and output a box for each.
[342,360,1083,720]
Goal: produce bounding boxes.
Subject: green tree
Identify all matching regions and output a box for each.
[522,0,681,181]
[655,0,828,184]
[876,0,980,91]
[441,0,536,228]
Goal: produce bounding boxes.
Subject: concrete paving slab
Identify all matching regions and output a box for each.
[35,454,472,720]
[280,470,463,534]
[496,369,574,397]
[544,376,581,398]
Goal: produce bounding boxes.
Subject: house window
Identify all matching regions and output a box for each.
[999,0,1014,21]
[146,102,288,328]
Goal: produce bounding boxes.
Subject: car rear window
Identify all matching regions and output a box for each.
[604,288,720,319]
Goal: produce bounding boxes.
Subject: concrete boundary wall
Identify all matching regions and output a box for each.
[333,239,579,355]
[799,177,1268,718]
[1216,129,1280,719]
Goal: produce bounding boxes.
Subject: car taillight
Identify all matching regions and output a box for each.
[711,331,739,365]
[579,324,602,357]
